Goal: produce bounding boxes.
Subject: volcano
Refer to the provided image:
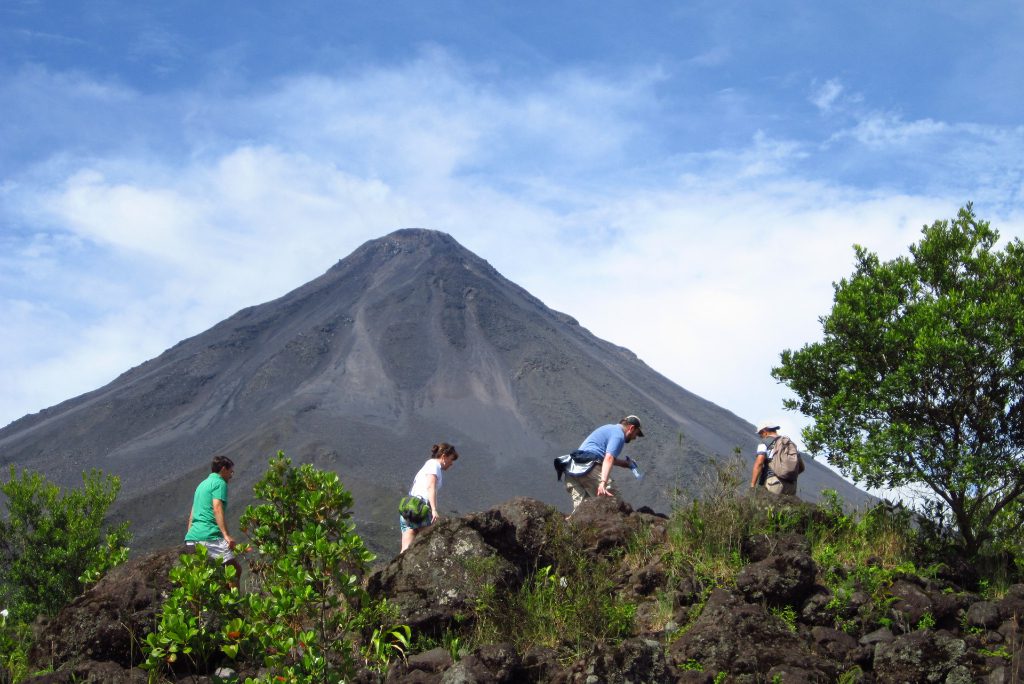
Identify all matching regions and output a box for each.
[0,229,868,553]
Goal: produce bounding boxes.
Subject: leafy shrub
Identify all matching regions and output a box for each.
[142,544,243,673]
[0,467,131,623]
[0,467,130,683]
[144,453,395,683]
[240,453,377,680]
[916,611,936,631]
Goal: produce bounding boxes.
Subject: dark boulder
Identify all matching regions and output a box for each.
[860,627,895,647]
[520,645,564,683]
[566,497,667,555]
[668,588,835,680]
[554,638,673,684]
[735,543,817,608]
[30,546,182,672]
[967,600,1002,631]
[386,647,452,683]
[368,516,522,636]
[628,562,667,598]
[996,584,1024,622]
[888,579,934,632]
[923,583,969,630]
[810,626,859,665]
[437,642,523,683]
[742,532,811,564]
[463,497,565,570]
[800,586,837,627]
[872,629,970,683]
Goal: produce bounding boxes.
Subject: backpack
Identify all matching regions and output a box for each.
[769,436,805,483]
[398,495,431,524]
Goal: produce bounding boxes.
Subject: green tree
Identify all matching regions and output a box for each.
[774,204,1024,556]
[239,453,377,681]
[0,467,131,623]
[144,453,384,683]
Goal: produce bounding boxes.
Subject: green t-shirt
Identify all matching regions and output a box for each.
[184,472,228,542]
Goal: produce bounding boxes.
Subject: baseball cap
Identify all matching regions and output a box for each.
[756,421,780,434]
[623,415,644,437]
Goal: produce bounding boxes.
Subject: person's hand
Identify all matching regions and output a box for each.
[225,535,236,549]
[597,482,612,497]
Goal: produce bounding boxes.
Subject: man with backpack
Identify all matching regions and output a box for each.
[750,422,804,496]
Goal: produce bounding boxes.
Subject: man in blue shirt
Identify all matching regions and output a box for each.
[564,415,644,513]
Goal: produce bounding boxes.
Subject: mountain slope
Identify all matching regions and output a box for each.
[0,229,869,552]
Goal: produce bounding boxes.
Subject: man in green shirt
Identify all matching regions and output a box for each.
[185,455,241,580]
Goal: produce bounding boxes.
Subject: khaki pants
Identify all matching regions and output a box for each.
[765,476,797,496]
[565,467,614,512]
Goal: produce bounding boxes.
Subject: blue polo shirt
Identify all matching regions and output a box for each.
[577,424,626,458]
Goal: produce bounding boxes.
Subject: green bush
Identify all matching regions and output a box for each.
[240,453,378,681]
[0,466,131,623]
[143,452,396,683]
[142,544,244,674]
[0,466,130,683]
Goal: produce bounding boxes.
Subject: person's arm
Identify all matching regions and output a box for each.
[212,499,235,547]
[185,507,193,534]
[425,474,440,522]
[597,454,615,495]
[750,455,766,488]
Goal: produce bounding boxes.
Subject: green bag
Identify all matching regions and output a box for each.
[398,495,431,524]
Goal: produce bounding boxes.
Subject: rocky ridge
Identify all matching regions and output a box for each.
[27,494,1023,684]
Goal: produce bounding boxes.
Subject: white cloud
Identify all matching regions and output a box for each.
[522,181,953,436]
[2,52,1023,460]
[843,113,949,147]
[811,78,844,113]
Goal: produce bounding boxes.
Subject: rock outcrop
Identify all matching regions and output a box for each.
[25,496,1024,683]
[27,547,181,682]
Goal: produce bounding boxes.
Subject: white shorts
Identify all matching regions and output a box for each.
[186,538,235,563]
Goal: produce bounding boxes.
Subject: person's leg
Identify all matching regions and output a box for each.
[579,467,608,497]
[565,478,588,513]
[400,515,424,552]
[565,469,606,515]
[401,528,417,552]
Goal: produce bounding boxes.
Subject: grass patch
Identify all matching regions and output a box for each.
[469,525,636,663]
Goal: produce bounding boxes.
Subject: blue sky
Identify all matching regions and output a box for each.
[2,1,1023,482]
